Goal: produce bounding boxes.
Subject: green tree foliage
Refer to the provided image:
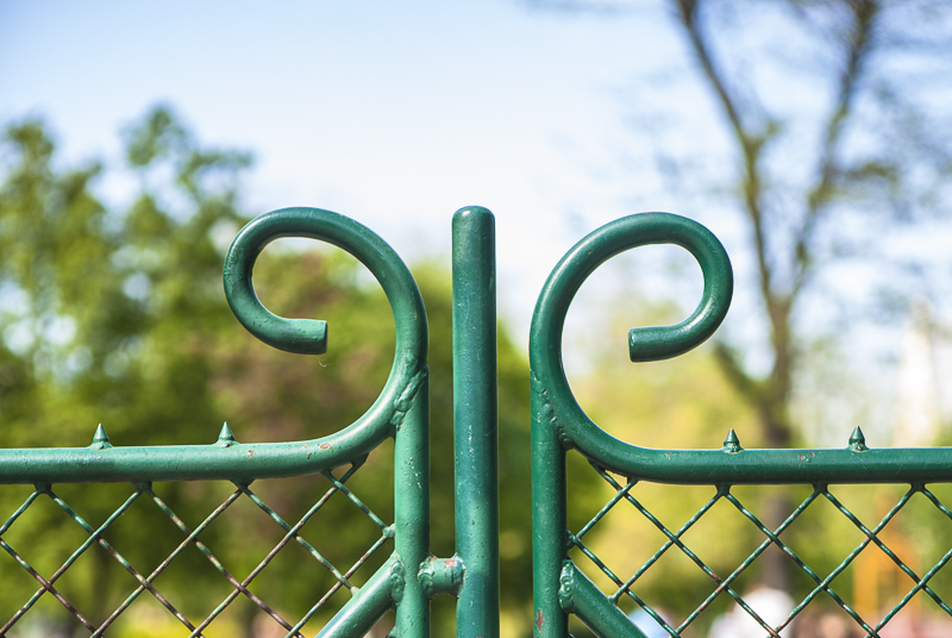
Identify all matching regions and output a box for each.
[0,107,533,637]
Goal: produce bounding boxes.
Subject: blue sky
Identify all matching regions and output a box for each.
[1,0,710,338]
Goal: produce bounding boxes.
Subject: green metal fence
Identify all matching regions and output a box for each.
[530,213,952,637]
[2,206,951,637]
[0,206,495,638]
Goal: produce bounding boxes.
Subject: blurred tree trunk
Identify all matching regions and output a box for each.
[670,0,934,591]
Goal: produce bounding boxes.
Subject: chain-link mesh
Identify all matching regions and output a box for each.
[567,458,952,637]
[0,459,394,637]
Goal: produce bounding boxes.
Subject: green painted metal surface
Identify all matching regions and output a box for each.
[2,205,952,636]
[453,207,501,638]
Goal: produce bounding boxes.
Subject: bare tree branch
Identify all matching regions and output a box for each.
[792,0,879,297]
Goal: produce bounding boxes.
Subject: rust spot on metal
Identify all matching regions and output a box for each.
[535,609,544,632]
[320,442,331,450]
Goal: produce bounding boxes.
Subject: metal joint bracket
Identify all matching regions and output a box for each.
[419,555,465,598]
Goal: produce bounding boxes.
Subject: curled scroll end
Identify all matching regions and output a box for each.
[627,221,732,362]
[628,317,720,362]
[223,271,329,354]
[222,211,330,356]
[252,317,328,355]
[629,325,695,362]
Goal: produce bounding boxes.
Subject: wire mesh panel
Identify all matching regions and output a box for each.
[0,461,396,636]
[564,462,952,637]
[530,212,952,638]
[0,208,434,638]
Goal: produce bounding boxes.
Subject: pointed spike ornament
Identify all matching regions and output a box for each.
[91,424,112,450]
[217,422,237,447]
[722,429,743,453]
[849,427,868,452]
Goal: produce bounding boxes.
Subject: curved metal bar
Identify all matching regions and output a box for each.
[222,206,429,455]
[624,217,732,362]
[531,212,732,371]
[0,207,428,483]
[530,212,952,485]
[530,212,732,471]
[224,207,427,363]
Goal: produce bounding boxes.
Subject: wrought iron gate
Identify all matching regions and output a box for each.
[530,214,952,638]
[1,206,951,637]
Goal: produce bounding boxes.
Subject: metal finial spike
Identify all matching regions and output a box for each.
[217,422,237,447]
[849,427,868,452]
[722,429,742,453]
[91,424,112,449]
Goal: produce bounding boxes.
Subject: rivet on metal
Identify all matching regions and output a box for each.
[217,422,237,447]
[849,427,868,452]
[722,429,743,453]
[90,424,112,450]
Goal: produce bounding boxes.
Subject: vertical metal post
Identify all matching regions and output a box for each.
[394,375,431,637]
[530,385,568,638]
[452,206,500,638]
